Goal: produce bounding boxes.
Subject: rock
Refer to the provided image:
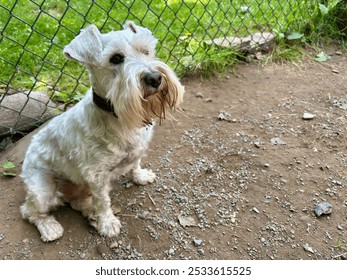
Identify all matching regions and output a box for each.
[197,249,205,255]
[252,207,260,214]
[303,243,315,254]
[110,241,119,249]
[0,90,58,135]
[0,233,4,241]
[195,92,204,98]
[271,137,286,145]
[204,32,276,53]
[218,110,232,121]
[178,214,197,227]
[193,239,202,247]
[302,112,315,120]
[253,140,261,148]
[314,201,333,217]
[337,224,343,230]
[176,194,189,203]
[137,211,149,219]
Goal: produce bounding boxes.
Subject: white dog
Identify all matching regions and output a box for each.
[20,21,184,242]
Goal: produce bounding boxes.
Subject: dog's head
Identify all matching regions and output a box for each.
[63,21,184,127]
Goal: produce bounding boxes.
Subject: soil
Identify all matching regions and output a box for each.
[0,49,346,260]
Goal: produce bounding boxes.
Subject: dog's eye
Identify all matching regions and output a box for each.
[143,49,149,56]
[110,54,124,65]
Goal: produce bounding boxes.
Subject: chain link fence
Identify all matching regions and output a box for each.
[0,0,318,147]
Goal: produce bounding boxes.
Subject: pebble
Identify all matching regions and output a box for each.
[302,112,315,120]
[254,140,261,148]
[252,207,260,214]
[337,224,343,230]
[178,214,197,227]
[314,201,333,217]
[193,239,202,247]
[110,241,119,249]
[271,137,286,145]
[195,92,204,98]
[303,243,315,254]
[138,211,149,220]
[79,253,86,259]
[197,249,205,255]
[168,248,175,255]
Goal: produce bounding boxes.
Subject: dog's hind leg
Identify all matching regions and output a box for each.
[20,170,64,242]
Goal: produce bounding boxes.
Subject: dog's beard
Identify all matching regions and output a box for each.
[108,63,184,128]
[142,67,183,125]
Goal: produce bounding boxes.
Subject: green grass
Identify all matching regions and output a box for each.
[0,0,324,103]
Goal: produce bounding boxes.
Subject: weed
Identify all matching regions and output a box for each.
[1,161,17,177]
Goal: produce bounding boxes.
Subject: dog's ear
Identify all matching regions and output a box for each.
[63,25,102,65]
[123,21,138,34]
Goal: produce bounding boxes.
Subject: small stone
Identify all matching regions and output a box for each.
[303,112,315,120]
[252,207,260,214]
[303,243,315,254]
[271,137,286,145]
[314,201,333,217]
[110,241,119,249]
[197,249,205,255]
[195,92,204,98]
[178,214,197,227]
[193,239,202,247]
[138,211,149,220]
[218,110,231,121]
[80,253,86,259]
[337,224,343,230]
[204,98,213,103]
[254,140,261,148]
[332,69,339,74]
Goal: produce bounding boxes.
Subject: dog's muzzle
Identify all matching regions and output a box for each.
[142,71,164,98]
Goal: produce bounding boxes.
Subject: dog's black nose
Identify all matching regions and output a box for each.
[143,72,162,89]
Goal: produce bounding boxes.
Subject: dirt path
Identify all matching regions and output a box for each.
[0,50,346,260]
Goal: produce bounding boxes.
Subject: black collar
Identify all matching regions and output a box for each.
[92,89,118,118]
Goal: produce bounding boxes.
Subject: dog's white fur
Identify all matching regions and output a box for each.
[20,21,184,242]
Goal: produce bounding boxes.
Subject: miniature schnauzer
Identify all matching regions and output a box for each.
[20,21,184,242]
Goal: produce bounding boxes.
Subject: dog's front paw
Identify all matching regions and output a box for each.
[95,214,121,238]
[36,216,64,242]
[132,168,156,185]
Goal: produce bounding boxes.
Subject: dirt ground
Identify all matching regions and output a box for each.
[0,49,346,260]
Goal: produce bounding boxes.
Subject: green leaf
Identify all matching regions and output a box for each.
[3,172,17,177]
[319,4,329,15]
[287,32,304,40]
[1,162,16,169]
[315,51,330,62]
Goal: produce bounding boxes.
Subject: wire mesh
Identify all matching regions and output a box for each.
[0,0,318,144]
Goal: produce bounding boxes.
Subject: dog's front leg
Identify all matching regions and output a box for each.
[87,181,121,238]
[131,159,156,185]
